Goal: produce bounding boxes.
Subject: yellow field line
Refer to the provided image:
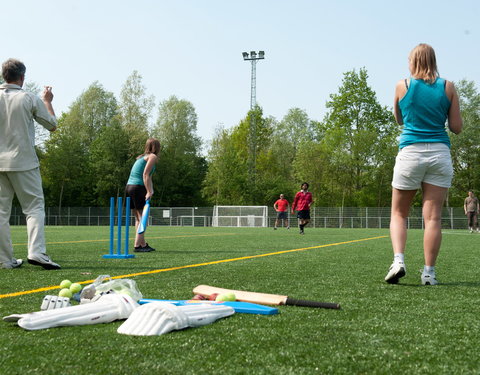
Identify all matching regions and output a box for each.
[12,233,236,246]
[0,235,387,299]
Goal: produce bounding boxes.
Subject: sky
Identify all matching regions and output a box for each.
[2,0,479,146]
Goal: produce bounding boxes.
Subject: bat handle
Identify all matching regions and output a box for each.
[285,297,341,310]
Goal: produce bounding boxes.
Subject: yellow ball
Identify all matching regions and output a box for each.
[59,280,72,289]
[216,292,236,302]
[69,283,82,294]
[59,288,73,298]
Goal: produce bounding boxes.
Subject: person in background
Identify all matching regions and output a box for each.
[0,58,61,269]
[125,138,161,252]
[464,191,479,233]
[273,194,290,230]
[385,44,462,286]
[291,182,313,235]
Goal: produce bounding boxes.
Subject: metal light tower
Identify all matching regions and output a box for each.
[242,50,265,196]
[242,50,265,109]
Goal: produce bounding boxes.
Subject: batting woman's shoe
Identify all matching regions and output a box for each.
[384,261,406,284]
[144,243,156,251]
[27,254,61,270]
[134,246,152,253]
[421,272,438,285]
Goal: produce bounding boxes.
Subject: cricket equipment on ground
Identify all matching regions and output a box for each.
[421,272,438,286]
[139,299,279,315]
[193,285,341,310]
[40,295,71,310]
[137,199,151,234]
[212,205,268,227]
[118,302,234,336]
[3,294,138,330]
[385,261,406,284]
[103,197,135,259]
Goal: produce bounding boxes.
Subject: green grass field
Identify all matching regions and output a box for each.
[1,226,479,374]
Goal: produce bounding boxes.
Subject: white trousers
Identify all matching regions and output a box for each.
[0,168,47,267]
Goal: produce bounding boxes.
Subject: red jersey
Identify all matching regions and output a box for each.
[274,199,289,212]
[292,191,313,211]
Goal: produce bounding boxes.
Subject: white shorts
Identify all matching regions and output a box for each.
[392,143,453,190]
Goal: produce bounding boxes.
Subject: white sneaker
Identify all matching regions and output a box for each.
[421,272,438,285]
[28,254,61,270]
[385,261,406,284]
[1,259,23,269]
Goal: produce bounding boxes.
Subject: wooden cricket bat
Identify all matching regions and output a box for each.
[193,285,340,310]
[137,199,150,234]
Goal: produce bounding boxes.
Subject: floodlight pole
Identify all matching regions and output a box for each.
[242,51,265,198]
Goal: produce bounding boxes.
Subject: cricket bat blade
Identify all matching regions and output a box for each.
[193,285,340,310]
[137,199,150,234]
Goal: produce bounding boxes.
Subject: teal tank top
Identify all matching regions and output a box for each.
[127,156,155,185]
[398,77,451,149]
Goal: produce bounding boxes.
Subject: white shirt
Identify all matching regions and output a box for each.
[0,83,57,171]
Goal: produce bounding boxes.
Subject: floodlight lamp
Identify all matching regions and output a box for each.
[258,51,265,58]
[250,51,257,58]
[242,52,249,60]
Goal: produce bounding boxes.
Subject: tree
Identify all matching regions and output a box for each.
[42,82,119,208]
[152,96,206,206]
[118,71,154,157]
[202,126,248,205]
[295,68,398,207]
[203,106,276,205]
[89,119,132,205]
[449,79,480,206]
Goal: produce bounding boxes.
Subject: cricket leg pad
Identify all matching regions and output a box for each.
[4,294,138,330]
[117,302,234,336]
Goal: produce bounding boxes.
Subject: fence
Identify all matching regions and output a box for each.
[8,206,471,230]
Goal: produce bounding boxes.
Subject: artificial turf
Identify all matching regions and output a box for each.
[1,226,479,374]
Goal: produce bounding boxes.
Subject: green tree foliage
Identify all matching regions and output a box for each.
[295,68,398,207]
[119,71,154,157]
[152,96,206,206]
[202,126,249,205]
[89,119,131,205]
[42,82,119,207]
[203,106,276,205]
[450,79,480,206]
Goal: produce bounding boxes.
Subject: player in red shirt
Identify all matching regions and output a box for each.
[291,182,313,235]
[273,194,290,230]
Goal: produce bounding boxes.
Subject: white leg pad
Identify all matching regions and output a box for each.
[117,302,234,336]
[3,294,138,330]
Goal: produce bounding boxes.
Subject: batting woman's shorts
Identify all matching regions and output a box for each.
[297,210,310,220]
[277,211,288,220]
[125,184,147,210]
[392,143,453,190]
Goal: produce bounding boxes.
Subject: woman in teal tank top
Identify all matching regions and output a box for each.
[385,44,463,286]
[125,138,161,252]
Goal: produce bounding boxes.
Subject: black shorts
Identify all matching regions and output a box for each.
[125,185,147,210]
[277,211,288,220]
[297,210,310,220]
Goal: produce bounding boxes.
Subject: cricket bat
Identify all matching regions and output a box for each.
[138,299,279,315]
[193,285,340,310]
[137,199,150,234]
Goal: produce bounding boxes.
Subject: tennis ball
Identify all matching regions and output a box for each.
[216,292,236,302]
[69,283,82,294]
[59,288,73,298]
[59,280,72,289]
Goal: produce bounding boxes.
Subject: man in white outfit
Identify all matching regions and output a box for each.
[0,58,61,269]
